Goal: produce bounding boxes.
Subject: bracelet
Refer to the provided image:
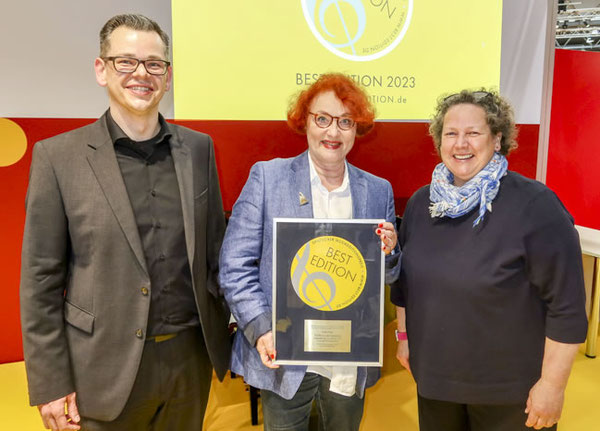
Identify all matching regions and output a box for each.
[395,329,408,341]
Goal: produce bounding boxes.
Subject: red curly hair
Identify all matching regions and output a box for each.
[287,73,375,137]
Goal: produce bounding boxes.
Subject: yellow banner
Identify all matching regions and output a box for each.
[172,0,502,120]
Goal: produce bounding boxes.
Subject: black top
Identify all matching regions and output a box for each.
[108,111,200,336]
[390,171,587,404]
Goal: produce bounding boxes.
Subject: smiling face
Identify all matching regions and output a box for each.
[306,91,357,170]
[440,103,501,187]
[94,26,171,121]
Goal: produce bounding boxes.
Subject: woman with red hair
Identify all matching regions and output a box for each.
[219,73,401,430]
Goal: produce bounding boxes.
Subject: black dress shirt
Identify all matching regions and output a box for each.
[107,111,200,336]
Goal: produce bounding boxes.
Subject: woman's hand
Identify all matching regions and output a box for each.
[525,378,564,429]
[524,338,579,429]
[396,339,411,375]
[256,331,279,369]
[394,306,411,374]
[377,221,397,255]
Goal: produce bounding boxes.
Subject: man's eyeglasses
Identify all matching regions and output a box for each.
[308,112,356,131]
[103,56,170,76]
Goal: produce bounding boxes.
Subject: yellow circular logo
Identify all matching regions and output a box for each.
[302,0,413,62]
[0,118,27,167]
[290,236,366,311]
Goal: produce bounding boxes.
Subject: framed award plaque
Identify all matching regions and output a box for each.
[272,218,384,366]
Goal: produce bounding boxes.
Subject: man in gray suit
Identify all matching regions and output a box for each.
[20,14,230,431]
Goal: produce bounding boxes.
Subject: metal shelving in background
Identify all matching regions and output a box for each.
[556,1,600,51]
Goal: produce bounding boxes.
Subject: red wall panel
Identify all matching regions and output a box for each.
[547,49,600,230]
[0,119,95,364]
[181,120,538,214]
[0,118,538,364]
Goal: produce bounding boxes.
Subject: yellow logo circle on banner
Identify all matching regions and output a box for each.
[290,236,366,311]
[0,118,27,167]
[301,0,413,62]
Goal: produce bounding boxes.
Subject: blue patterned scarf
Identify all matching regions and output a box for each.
[429,152,508,227]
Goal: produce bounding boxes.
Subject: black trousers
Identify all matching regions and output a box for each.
[81,327,212,431]
[418,394,558,431]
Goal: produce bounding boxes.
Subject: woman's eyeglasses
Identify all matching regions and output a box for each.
[444,91,493,103]
[308,112,356,131]
[443,91,498,113]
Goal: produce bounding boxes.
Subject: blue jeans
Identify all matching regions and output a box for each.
[261,373,364,431]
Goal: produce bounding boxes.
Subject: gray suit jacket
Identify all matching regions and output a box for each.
[219,151,400,400]
[20,113,231,421]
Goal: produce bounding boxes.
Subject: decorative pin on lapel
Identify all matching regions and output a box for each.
[298,192,309,206]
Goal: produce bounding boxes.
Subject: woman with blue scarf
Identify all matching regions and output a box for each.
[390,90,587,431]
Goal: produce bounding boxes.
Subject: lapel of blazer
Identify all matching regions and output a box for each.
[169,125,196,266]
[85,116,148,275]
[349,163,368,219]
[291,151,314,218]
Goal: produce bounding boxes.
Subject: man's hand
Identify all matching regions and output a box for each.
[37,392,81,430]
[256,331,279,369]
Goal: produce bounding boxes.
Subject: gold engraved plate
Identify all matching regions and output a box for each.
[304,319,351,352]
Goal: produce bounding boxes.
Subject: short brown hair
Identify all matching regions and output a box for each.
[429,89,518,156]
[287,73,375,137]
[99,14,170,58]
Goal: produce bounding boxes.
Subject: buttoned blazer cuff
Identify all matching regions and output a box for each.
[28,384,75,407]
[384,249,402,285]
[243,311,272,346]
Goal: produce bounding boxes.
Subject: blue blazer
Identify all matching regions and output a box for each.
[219,151,400,399]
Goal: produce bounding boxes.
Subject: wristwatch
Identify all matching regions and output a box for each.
[395,329,408,341]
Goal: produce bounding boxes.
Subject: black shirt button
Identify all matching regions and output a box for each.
[150,189,157,197]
